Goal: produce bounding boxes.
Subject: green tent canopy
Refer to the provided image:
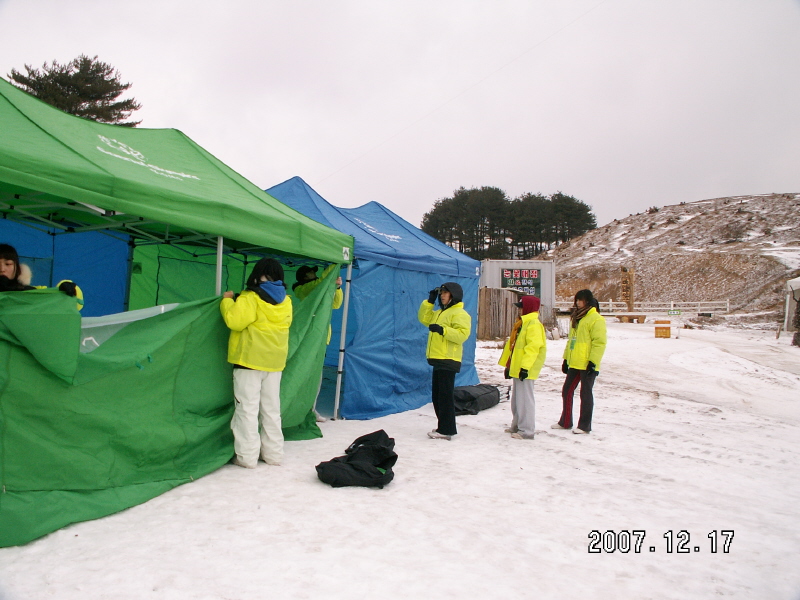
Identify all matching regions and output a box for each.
[0,77,352,264]
[0,77,353,546]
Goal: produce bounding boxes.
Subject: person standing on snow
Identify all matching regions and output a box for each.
[499,295,547,440]
[553,289,607,434]
[418,282,471,441]
[220,258,292,468]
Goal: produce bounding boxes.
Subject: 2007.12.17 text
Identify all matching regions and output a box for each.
[588,530,734,553]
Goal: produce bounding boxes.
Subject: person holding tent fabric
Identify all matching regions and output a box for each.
[498,295,546,440]
[220,258,292,468]
[0,243,84,309]
[291,263,343,422]
[553,289,607,434]
[418,282,471,441]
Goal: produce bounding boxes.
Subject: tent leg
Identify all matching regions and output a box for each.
[333,262,353,420]
[215,236,224,296]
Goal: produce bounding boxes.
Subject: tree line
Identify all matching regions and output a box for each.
[421,186,597,260]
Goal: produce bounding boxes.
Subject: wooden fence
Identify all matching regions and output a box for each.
[553,300,730,314]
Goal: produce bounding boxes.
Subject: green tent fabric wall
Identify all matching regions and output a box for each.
[0,276,338,546]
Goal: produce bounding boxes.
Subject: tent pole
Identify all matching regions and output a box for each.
[215,236,224,296]
[333,262,353,420]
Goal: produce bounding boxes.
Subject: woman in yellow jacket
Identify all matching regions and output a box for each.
[220,258,292,468]
[418,281,471,440]
[498,295,546,440]
[553,289,607,434]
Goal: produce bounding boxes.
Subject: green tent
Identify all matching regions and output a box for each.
[0,77,354,546]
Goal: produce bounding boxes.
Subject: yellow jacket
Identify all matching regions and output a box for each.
[563,307,607,371]
[498,311,547,379]
[418,300,471,363]
[220,290,293,372]
[293,263,343,344]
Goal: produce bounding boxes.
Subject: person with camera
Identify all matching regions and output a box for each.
[418,282,471,440]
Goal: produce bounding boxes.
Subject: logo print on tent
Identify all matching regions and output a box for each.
[353,218,402,243]
[96,135,200,182]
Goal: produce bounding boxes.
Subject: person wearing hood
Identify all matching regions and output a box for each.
[553,289,607,434]
[0,243,84,309]
[291,263,343,422]
[498,295,547,440]
[221,258,293,468]
[418,281,472,440]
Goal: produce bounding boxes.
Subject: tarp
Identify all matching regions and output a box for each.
[267,177,481,419]
[0,276,336,547]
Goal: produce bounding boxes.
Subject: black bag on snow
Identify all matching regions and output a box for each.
[453,384,501,415]
[315,429,398,488]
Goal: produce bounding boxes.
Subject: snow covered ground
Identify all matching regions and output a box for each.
[1,321,799,600]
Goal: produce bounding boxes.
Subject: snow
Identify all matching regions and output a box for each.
[1,322,800,600]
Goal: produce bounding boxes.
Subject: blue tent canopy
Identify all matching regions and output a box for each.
[267,176,481,420]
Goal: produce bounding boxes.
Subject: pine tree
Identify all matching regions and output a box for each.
[8,55,142,126]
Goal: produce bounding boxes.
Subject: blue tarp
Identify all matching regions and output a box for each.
[0,220,129,317]
[267,176,480,420]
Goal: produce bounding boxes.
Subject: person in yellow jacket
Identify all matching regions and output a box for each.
[553,289,607,434]
[418,281,471,440]
[498,295,547,440]
[220,258,292,468]
[0,243,84,310]
[291,263,343,421]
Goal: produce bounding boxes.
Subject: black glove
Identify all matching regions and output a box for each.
[427,288,439,304]
[504,367,510,380]
[58,281,77,297]
[587,361,596,374]
[561,359,569,374]
[518,368,529,381]
[428,323,444,335]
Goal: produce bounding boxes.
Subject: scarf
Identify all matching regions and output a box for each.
[570,304,591,330]
[505,317,523,368]
[252,280,286,304]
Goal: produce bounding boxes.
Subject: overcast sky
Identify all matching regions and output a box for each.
[1,0,799,228]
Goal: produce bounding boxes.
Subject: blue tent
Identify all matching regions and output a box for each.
[267,176,480,420]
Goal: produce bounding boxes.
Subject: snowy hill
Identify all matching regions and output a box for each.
[542,193,800,325]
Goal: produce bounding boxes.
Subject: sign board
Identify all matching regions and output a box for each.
[668,309,682,316]
[500,268,541,296]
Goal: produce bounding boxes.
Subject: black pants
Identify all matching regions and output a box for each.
[559,368,597,432]
[431,368,457,436]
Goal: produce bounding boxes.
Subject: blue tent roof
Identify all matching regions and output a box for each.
[266,177,479,278]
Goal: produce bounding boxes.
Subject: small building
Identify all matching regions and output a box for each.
[478,260,557,338]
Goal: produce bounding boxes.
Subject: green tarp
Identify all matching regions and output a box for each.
[0,272,338,547]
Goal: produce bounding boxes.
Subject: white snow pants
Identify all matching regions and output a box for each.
[510,378,536,439]
[231,368,283,467]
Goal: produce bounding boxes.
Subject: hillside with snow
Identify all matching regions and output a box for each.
[543,193,800,326]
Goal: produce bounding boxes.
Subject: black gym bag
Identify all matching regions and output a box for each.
[453,384,501,415]
[315,429,398,488]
